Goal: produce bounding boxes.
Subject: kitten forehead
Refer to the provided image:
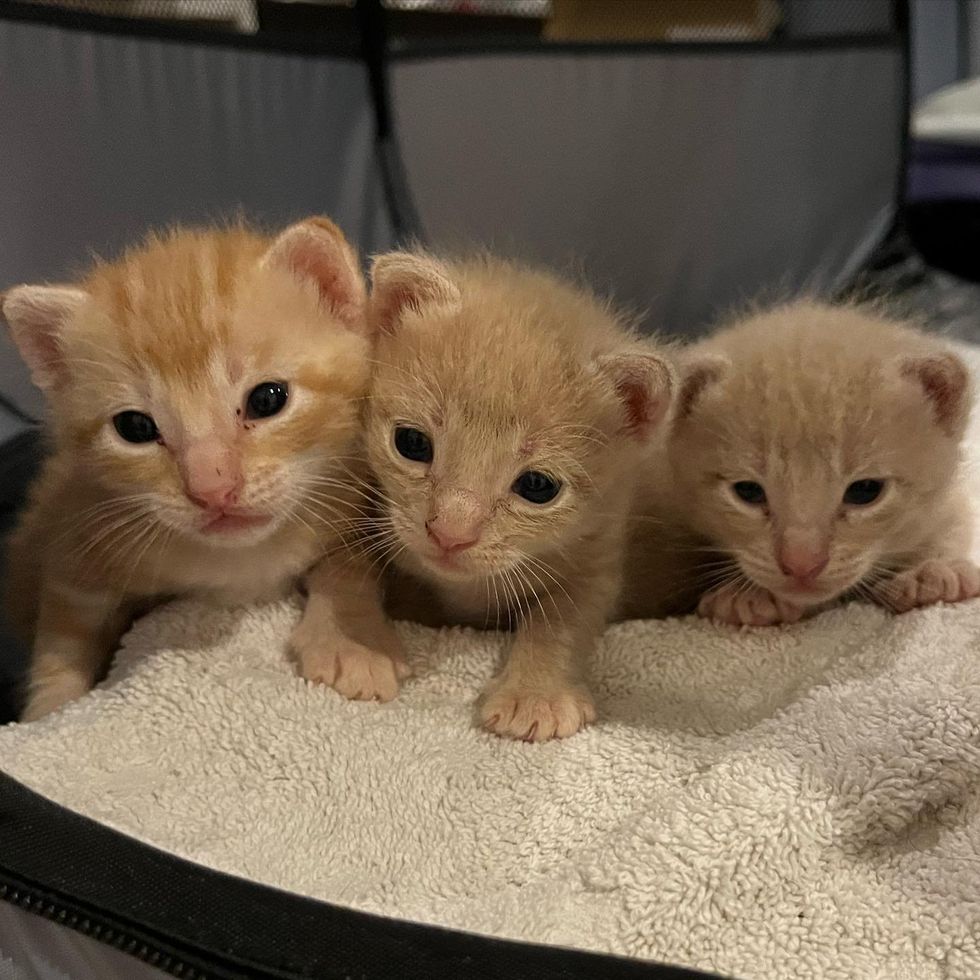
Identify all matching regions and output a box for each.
[374,256,636,429]
[676,301,970,505]
[693,302,958,439]
[78,226,265,375]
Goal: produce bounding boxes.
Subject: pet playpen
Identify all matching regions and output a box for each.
[0,1,934,977]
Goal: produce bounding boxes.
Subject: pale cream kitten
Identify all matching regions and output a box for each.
[363,252,674,741]
[627,300,979,626]
[3,218,406,721]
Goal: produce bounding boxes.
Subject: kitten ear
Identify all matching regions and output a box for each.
[596,349,675,441]
[262,217,366,331]
[901,351,972,437]
[1,285,87,391]
[369,252,461,334]
[674,354,728,421]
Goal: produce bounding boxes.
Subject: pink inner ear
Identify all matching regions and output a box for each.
[917,362,956,426]
[677,363,721,420]
[286,238,362,324]
[616,376,661,437]
[902,355,968,436]
[377,284,422,333]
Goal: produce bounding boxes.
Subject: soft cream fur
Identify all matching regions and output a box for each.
[3,218,406,721]
[625,300,979,626]
[364,252,674,741]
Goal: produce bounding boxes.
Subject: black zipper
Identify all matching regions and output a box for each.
[0,877,216,980]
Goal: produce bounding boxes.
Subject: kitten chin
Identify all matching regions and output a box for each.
[363,250,675,740]
[4,216,404,720]
[627,299,979,628]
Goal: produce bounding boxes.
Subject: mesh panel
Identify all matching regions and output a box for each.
[18,0,258,32]
[385,1,548,15]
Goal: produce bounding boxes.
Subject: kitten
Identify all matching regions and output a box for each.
[631,299,979,627]
[362,252,674,741]
[3,218,406,721]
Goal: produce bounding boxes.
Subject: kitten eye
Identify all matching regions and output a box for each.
[113,411,159,444]
[394,426,433,463]
[732,481,767,505]
[843,479,885,506]
[246,381,288,420]
[513,470,561,505]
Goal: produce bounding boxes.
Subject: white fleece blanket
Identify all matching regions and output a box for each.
[3,371,980,980]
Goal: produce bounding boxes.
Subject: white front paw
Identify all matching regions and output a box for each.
[479,678,596,741]
[290,620,410,703]
[697,581,803,627]
[874,558,980,613]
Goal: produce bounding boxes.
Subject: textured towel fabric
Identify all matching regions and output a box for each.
[3,363,980,979]
[2,594,980,978]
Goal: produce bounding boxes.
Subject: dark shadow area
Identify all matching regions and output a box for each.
[0,427,43,724]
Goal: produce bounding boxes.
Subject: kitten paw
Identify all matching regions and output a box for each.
[479,681,596,742]
[291,625,410,703]
[21,672,91,722]
[697,582,804,627]
[873,558,980,613]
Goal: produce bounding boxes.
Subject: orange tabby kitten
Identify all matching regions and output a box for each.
[3,218,406,721]
[625,300,979,626]
[363,252,674,741]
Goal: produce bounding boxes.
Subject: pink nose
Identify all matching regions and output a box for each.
[777,548,829,583]
[426,519,480,553]
[187,483,240,512]
[181,439,242,513]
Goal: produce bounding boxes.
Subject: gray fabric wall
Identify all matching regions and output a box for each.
[0,17,906,436]
[392,46,904,335]
[0,18,390,436]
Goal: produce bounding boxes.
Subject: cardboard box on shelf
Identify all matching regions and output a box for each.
[545,0,781,42]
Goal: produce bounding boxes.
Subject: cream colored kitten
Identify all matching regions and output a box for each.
[3,218,406,721]
[363,252,674,741]
[626,300,979,626]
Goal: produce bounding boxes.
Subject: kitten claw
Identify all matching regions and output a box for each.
[290,622,408,703]
[479,681,596,742]
[698,581,803,627]
[873,558,980,613]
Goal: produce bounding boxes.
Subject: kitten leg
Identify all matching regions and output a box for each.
[698,580,804,627]
[22,583,128,722]
[479,578,602,742]
[291,554,410,703]
[871,558,980,613]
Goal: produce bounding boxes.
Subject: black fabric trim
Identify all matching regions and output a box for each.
[890,0,912,213]
[0,772,720,980]
[0,394,38,429]
[839,0,913,293]
[387,33,904,61]
[354,0,425,244]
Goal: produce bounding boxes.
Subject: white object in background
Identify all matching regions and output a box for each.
[913,75,980,144]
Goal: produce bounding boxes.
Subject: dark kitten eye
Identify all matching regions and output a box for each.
[113,411,159,444]
[394,426,433,463]
[513,470,561,504]
[733,480,767,505]
[246,381,288,420]
[843,479,885,506]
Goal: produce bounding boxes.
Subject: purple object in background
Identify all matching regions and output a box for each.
[908,78,980,203]
[908,140,980,202]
